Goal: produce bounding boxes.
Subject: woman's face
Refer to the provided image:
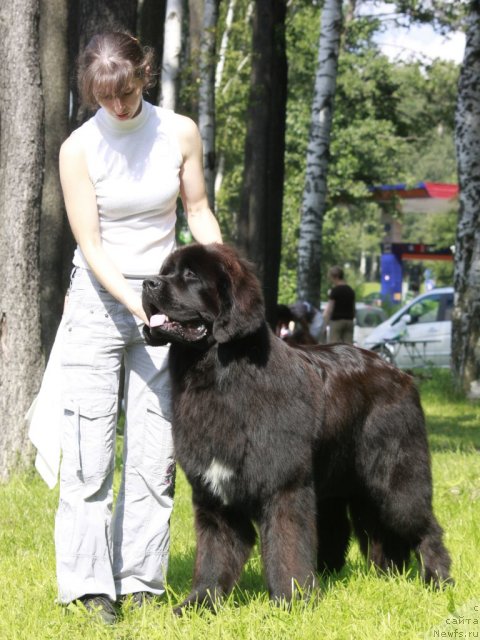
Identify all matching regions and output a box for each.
[96,78,144,121]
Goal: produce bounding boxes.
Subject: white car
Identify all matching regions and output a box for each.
[363,287,453,368]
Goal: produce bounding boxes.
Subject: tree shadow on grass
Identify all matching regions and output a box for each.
[234,553,445,610]
[426,412,480,452]
[165,546,267,603]
[418,369,480,452]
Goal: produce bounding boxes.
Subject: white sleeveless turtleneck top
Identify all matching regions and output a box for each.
[71,100,182,277]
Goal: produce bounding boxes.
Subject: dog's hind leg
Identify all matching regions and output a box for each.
[259,485,317,603]
[416,517,452,588]
[354,403,451,585]
[350,497,452,586]
[316,497,350,573]
[349,498,387,570]
[174,501,257,614]
[349,497,411,574]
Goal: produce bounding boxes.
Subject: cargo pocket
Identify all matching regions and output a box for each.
[62,296,118,369]
[141,397,175,487]
[62,395,118,497]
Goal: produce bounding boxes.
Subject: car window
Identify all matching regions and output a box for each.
[408,296,441,324]
[356,308,386,328]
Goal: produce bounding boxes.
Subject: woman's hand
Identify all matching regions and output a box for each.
[124,290,149,326]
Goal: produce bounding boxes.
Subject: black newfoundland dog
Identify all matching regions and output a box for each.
[142,243,451,611]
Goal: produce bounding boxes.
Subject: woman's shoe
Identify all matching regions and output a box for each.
[77,594,117,624]
[126,591,157,608]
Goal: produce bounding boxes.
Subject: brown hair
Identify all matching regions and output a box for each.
[328,266,344,280]
[77,32,156,108]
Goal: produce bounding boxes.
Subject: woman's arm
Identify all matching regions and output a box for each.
[174,115,223,244]
[59,134,149,324]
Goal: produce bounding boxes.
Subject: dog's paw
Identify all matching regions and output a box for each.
[173,589,221,616]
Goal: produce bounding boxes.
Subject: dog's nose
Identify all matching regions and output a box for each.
[143,279,158,289]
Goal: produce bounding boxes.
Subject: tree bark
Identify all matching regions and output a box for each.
[199,0,219,210]
[0,0,45,481]
[138,0,167,105]
[238,0,288,327]
[296,0,343,307]
[453,1,480,398]
[39,0,70,356]
[160,0,183,109]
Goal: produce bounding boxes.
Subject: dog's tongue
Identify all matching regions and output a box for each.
[149,313,167,328]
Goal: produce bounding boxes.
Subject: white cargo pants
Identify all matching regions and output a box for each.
[55,267,175,603]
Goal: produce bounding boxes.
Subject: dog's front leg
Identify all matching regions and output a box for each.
[174,500,257,615]
[259,485,317,603]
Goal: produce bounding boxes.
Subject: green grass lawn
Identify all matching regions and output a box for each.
[0,370,479,640]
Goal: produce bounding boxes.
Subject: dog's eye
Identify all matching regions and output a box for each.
[183,267,199,280]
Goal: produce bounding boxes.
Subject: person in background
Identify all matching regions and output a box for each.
[55,31,222,623]
[275,304,296,341]
[322,266,355,344]
[275,303,318,346]
[289,300,324,343]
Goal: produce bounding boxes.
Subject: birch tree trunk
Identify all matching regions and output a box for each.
[40,0,69,356]
[296,0,343,307]
[453,1,480,399]
[215,0,236,90]
[214,0,236,198]
[238,0,287,327]
[0,0,45,481]
[199,0,219,209]
[160,0,183,110]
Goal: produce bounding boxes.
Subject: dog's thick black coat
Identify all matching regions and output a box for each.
[142,243,451,610]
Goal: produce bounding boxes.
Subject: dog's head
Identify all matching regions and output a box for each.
[142,243,265,346]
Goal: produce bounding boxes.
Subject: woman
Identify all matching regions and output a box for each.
[56,31,222,623]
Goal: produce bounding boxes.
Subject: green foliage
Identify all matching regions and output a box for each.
[343,14,383,53]
[211,2,459,303]
[286,9,459,302]
[0,370,478,639]
[408,133,457,184]
[213,0,253,242]
[321,203,385,296]
[393,60,459,184]
[383,0,469,31]
[393,60,459,136]
[280,5,409,302]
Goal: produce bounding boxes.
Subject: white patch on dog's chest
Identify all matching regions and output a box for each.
[203,458,234,505]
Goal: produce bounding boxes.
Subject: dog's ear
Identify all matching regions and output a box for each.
[212,247,265,343]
